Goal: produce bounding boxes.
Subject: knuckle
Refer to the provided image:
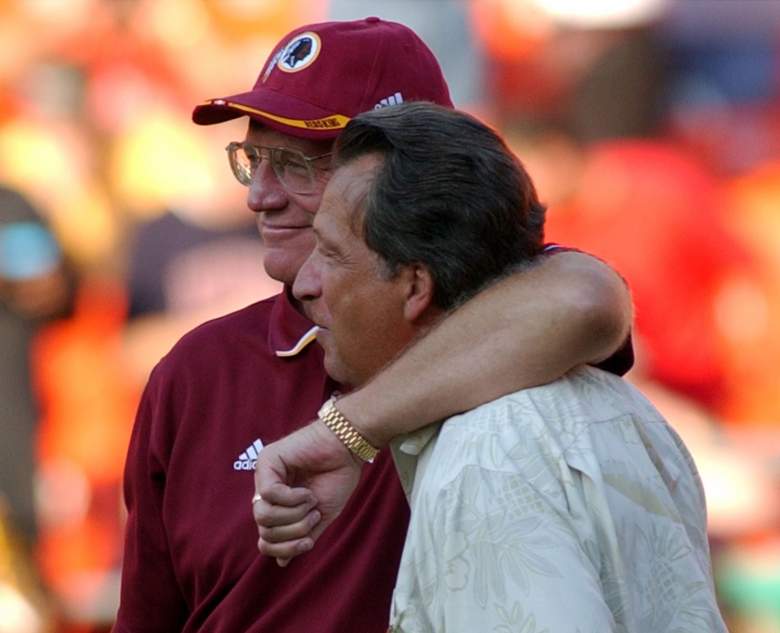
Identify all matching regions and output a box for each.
[257,526,276,541]
[257,538,282,556]
[253,508,270,524]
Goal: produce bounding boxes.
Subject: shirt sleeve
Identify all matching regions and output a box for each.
[390,464,616,633]
[114,364,189,632]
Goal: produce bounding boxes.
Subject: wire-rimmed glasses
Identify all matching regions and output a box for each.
[225,141,331,195]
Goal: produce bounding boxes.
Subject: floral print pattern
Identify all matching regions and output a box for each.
[389,367,727,633]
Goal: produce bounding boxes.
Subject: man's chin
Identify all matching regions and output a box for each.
[321,349,356,389]
[262,249,307,287]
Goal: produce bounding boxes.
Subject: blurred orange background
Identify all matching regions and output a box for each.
[0,1,778,632]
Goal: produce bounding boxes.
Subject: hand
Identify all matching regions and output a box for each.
[253,419,363,565]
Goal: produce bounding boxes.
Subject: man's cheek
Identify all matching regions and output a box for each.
[321,284,343,326]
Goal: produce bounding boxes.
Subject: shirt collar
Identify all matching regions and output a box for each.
[395,425,440,457]
[268,286,320,358]
[391,424,441,499]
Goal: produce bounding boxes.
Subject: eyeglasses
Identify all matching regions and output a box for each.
[225,141,332,194]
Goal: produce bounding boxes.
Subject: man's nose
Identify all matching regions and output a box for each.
[292,252,322,303]
[246,160,287,212]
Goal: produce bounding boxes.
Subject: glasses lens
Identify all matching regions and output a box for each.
[227,142,253,186]
[270,148,314,194]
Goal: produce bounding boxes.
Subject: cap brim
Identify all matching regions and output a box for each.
[192,87,350,140]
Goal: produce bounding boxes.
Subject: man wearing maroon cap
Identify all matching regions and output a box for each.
[116,18,632,633]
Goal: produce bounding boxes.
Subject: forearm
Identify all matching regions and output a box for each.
[340,251,632,446]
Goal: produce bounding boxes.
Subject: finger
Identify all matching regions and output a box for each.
[265,504,336,566]
[257,535,314,561]
[256,482,315,507]
[257,508,321,543]
[305,514,332,546]
[271,511,333,566]
[253,497,317,529]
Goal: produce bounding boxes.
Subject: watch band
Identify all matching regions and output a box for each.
[318,397,379,463]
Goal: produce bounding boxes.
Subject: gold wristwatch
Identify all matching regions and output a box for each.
[318,397,379,463]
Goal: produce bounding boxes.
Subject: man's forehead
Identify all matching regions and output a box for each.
[327,156,380,207]
[317,156,381,235]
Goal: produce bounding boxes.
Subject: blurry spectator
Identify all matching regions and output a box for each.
[471,0,669,142]
[566,25,667,142]
[511,129,750,410]
[32,278,137,626]
[0,185,73,550]
[122,203,280,383]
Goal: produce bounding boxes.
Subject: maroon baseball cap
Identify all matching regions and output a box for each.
[192,17,452,139]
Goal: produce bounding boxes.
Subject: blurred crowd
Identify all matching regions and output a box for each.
[0,1,778,632]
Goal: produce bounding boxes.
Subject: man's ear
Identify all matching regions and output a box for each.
[400,264,435,323]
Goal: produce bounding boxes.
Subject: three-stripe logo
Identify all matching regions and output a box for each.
[374,92,404,109]
[233,438,264,471]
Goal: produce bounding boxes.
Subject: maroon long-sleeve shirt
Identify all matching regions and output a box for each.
[116,290,409,632]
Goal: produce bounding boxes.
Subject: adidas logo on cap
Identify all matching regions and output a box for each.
[374,92,404,109]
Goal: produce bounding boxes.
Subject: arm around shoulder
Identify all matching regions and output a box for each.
[528,249,632,366]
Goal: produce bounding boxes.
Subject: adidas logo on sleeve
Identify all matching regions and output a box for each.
[233,439,264,471]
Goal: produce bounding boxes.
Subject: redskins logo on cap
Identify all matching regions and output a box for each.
[277,32,321,73]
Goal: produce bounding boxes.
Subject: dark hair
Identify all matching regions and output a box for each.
[332,102,545,310]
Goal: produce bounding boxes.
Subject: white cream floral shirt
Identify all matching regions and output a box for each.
[389,367,728,633]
